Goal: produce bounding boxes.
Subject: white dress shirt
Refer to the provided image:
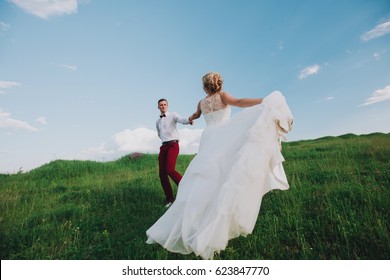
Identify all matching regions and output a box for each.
[156,111,190,143]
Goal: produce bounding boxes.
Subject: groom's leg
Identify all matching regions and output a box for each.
[158,145,175,203]
[165,142,182,186]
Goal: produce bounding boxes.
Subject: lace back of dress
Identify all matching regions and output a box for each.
[201,93,231,127]
[201,93,227,114]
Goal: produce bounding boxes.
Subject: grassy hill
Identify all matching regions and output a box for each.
[0,133,389,260]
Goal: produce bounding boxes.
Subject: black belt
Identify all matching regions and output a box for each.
[162,140,179,145]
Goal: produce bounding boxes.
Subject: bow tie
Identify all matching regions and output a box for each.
[160,114,166,118]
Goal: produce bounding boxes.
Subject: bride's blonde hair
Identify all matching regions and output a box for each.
[202,72,223,94]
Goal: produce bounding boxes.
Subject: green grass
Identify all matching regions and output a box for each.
[0,133,389,260]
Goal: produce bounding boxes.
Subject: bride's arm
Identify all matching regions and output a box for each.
[189,101,202,122]
[221,91,262,108]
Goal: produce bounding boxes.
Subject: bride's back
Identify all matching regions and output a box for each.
[200,93,231,127]
[200,92,228,113]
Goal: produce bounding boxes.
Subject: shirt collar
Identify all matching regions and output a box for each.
[159,111,169,118]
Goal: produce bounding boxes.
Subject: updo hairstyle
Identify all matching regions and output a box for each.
[202,72,223,95]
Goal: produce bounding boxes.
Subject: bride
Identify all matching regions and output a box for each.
[146,72,293,260]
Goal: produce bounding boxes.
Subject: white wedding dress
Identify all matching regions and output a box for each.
[146,91,293,260]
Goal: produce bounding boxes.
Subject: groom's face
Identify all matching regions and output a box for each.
[158,101,168,114]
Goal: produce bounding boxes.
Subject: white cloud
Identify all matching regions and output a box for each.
[79,127,203,161]
[175,128,202,154]
[0,81,21,94]
[360,85,390,106]
[270,41,284,56]
[278,41,284,50]
[0,81,21,90]
[373,53,380,60]
[0,109,38,131]
[59,64,77,71]
[113,127,160,153]
[361,19,390,41]
[112,127,202,154]
[9,0,78,19]
[37,116,48,125]
[298,64,320,80]
[0,21,10,31]
[318,96,334,103]
[372,49,387,61]
[78,143,116,161]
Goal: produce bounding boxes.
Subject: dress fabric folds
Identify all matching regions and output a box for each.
[146,91,293,259]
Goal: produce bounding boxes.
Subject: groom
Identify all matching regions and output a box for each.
[156,98,192,207]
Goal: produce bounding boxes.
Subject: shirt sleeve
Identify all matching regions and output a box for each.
[156,119,161,139]
[173,112,190,125]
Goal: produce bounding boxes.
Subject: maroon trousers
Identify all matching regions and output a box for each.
[158,142,182,203]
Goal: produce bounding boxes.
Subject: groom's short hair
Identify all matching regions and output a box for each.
[158,98,168,104]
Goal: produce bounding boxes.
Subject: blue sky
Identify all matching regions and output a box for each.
[1,0,389,173]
